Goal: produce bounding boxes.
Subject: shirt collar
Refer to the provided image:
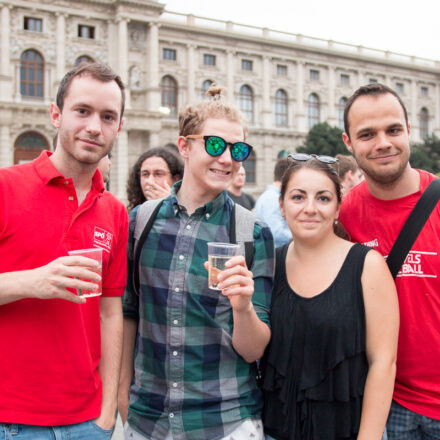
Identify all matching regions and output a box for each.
[33,150,105,193]
[169,181,229,217]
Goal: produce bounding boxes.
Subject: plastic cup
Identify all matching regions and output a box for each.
[68,248,103,298]
[207,242,240,290]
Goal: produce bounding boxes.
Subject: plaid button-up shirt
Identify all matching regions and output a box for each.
[123,184,274,440]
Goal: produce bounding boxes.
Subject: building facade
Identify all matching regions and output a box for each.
[1,0,439,201]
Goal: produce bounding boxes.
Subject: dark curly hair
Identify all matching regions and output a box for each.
[126,147,184,211]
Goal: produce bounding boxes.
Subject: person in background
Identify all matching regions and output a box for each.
[262,155,399,440]
[255,158,292,247]
[126,147,183,211]
[98,153,112,184]
[335,154,363,196]
[340,83,440,439]
[120,84,274,440]
[227,165,255,210]
[0,62,128,439]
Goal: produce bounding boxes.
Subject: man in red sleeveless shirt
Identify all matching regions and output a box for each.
[339,83,440,439]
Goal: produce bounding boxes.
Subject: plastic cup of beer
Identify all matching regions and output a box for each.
[68,248,103,298]
[207,242,240,290]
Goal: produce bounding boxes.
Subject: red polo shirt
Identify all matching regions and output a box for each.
[0,151,128,426]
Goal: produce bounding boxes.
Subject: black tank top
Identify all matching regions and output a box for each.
[262,243,371,440]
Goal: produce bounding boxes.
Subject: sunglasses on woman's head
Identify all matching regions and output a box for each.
[185,135,253,162]
[288,153,339,165]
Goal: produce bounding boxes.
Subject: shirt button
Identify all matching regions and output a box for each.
[173,319,178,325]
[64,180,69,185]
[68,196,74,201]
[175,287,180,293]
[179,255,184,260]
[172,382,178,388]
[186,224,191,230]
[169,412,174,419]
[173,351,178,356]
[205,213,210,219]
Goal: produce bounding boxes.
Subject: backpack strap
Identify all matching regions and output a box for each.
[387,178,440,279]
[229,203,255,269]
[132,198,164,295]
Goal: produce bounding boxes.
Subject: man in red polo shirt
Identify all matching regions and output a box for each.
[0,63,128,439]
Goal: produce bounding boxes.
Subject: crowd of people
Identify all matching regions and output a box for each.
[0,61,438,440]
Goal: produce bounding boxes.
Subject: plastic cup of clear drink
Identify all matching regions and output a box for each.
[68,248,103,298]
[207,242,240,290]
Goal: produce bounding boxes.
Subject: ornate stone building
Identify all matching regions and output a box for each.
[0,0,439,201]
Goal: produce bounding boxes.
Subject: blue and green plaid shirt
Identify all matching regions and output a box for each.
[123,183,274,440]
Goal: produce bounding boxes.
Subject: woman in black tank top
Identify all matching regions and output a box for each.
[261,157,399,440]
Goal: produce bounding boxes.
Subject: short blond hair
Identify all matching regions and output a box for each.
[178,84,248,139]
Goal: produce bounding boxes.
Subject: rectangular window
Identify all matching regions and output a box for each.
[162,48,177,61]
[203,54,216,66]
[310,69,320,81]
[340,74,349,86]
[24,17,42,32]
[277,64,287,76]
[421,86,428,97]
[242,59,253,71]
[78,25,95,39]
[396,82,404,94]
[369,78,378,84]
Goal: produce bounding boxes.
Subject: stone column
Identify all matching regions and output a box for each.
[55,13,66,80]
[116,130,128,201]
[434,83,440,137]
[262,55,271,128]
[117,17,130,108]
[226,50,235,101]
[186,44,195,104]
[295,61,306,132]
[14,63,21,101]
[0,123,12,167]
[411,79,418,140]
[146,22,160,112]
[327,66,336,124]
[0,5,12,101]
[149,131,159,148]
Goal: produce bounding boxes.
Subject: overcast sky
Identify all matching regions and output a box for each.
[163,0,439,61]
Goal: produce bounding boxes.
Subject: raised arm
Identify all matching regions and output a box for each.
[0,256,101,305]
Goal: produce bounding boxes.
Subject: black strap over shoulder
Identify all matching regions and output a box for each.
[387,179,440,279]
[133,200,164,295]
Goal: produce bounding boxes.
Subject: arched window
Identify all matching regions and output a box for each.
[419,108,429,139]
[338,97,347,129]
[20,49,44,97]
[238,85,254,123]
[307,93,320,128]
[14,131,49,164]
[200,80,213,99]
[243,150,256,184]
[274,89,288,127]
[160,75,178,117]
[75,55,94,66]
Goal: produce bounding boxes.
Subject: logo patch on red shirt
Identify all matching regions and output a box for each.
[93,226,113,251]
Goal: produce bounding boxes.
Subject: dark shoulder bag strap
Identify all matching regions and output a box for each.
[387,179,440,279]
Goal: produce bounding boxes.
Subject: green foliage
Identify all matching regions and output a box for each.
[297,122,348,156]
[410,135,440,174]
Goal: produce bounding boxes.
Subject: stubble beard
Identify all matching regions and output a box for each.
[354,150,410,187]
